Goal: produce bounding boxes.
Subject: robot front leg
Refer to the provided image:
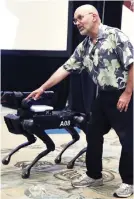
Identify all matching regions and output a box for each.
[2,132,36,165]
[21,128,55,179]
[55,127,80,164]
[67,147,87,169]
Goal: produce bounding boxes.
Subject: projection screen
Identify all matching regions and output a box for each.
[0,0,73,56]
[121,0,134,47]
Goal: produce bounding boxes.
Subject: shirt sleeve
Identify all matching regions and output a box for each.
[62,41,85,73]
[115,29,134,70]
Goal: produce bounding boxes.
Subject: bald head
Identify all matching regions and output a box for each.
[75,4,99,16]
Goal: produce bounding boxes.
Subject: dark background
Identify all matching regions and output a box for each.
[1,1,123,112]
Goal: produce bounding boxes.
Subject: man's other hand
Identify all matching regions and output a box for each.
[117,91,132,112]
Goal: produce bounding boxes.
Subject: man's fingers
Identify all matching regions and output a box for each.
[34,93,40,100]
[117,101,128,112]
[117,100,123,110]
[25,95,30,100]
[26,91,36,100]
[124,104,128,112]
[120,106,125,112]
[117,92,131,112]
[117,100,126,112]
[25,93,33,100]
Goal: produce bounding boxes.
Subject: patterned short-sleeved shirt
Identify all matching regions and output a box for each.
[63,24,134,90]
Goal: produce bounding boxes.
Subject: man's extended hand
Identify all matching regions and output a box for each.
[25,87,44,100]
[117,91,132,112]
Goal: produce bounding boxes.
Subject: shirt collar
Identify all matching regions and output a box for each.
[88,23,107,44]
[97,23,107,40]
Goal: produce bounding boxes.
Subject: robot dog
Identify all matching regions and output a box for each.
[1,91,89,179]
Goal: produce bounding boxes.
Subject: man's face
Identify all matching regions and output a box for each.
[73,9,94,35]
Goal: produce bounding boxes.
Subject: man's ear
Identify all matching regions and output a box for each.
[92,14,97,22]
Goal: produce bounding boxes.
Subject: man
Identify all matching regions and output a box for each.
[26,4,133,198]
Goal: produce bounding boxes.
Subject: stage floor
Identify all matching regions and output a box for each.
[1,106,133,199]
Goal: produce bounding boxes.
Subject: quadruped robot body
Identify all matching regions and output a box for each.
[1,91,89,178]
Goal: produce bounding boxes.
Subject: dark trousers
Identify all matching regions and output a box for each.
[86,90,133,185]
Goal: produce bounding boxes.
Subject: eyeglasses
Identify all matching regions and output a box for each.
[73,13,93,25]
